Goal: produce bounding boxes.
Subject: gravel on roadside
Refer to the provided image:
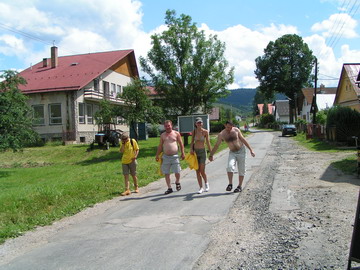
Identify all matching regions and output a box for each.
[194,132,360,270]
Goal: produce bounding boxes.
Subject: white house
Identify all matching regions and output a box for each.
[19,47,139,143]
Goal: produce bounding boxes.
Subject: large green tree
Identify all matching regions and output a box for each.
[117,79,163,139]
[0,70,39,152]
[254,34,315,123]
[95,79,163,140]
[140,9,234,119]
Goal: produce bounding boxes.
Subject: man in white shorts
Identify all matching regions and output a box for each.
[156,120,185,194]
[209,121,255,193]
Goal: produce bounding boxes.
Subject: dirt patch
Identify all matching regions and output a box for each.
[194,133,360,269]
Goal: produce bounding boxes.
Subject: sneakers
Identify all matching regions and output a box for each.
[197,187,204,194]
[121,189,131,196]
[205,182,210,192]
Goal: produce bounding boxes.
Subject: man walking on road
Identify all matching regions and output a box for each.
[209,121,255,193]
[156,120,185,195]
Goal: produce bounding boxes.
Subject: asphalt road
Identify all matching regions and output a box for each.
[0,131,274,270]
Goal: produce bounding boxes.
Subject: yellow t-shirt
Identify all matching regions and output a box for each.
[121,139,139,164]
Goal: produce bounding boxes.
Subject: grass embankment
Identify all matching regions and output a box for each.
[0,135,227,244]
[293,132,358,175]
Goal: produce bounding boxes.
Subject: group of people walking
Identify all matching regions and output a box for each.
[120,118,255,196]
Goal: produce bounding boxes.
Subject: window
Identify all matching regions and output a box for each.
[79,103,85,124]
[117,85,122,96]
[103,81,110,97]
[87,104,93,124]
[49,104,62,125]
[93,79,99,91]
[32,105,45,125]
[111,83,116,97]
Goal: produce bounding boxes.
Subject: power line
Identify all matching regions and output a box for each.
[328,0,360,49]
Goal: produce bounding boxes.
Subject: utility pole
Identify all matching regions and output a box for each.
[312,57,318,137]
[312,57,318,124]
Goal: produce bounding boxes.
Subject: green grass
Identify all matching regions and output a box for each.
[0,135,226,244]
[293,132,358,175]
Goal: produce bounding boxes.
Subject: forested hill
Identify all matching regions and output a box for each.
[217,88,256,107]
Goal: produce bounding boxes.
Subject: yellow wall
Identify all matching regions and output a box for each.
[336,73,360,112]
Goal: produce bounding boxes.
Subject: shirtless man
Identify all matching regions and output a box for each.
[156,120,185,194]
[209,121,255,193]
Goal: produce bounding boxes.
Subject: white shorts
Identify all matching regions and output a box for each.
[227,147,246,176]
[161,154,181,175]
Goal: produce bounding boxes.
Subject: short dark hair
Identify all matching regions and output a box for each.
[225,120,234,126]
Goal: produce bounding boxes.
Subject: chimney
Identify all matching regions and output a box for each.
[42,58,49,67]
[51,46,58,68]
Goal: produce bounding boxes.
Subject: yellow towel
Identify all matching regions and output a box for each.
[156,152,164,176]
[185,152,199,170]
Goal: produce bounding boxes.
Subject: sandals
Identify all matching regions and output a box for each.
[164,188,173,195]
[226,184,233,191]
[175,182,181,191]
[234,186,242,193]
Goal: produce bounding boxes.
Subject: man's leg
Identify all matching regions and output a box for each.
[165,174,171,188]
[238,175,244,188]
[121,174,131,196]
[227,171,234,185]
[131,174,139,192]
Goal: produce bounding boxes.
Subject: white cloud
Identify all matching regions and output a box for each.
[311,13,358,38]
[200,23,300,89]
[340,44,360,62]
[0,35,26,55]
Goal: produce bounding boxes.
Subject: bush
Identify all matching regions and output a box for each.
[259,114,275,128]
[316,109,328,125]
[210,121,225,133]
[327,106,360,143]
[147,124,160,137]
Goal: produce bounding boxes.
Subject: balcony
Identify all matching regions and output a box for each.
[84,89,125,105]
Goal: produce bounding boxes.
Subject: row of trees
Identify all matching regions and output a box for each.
[1,9,317,151]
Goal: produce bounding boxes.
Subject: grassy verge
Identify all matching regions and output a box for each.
[0,135,226,244]
[293,132,358,175]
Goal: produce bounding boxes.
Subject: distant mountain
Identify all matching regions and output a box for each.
[215,88,287,116]
[217,88,256,107]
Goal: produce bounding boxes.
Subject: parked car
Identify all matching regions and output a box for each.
[282,124,297,136]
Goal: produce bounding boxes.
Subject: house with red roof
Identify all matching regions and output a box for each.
[333,63,360,112]
[18,46,139,143]
[299,86,337,122]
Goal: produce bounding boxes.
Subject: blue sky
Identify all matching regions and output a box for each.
[0,0,359,88]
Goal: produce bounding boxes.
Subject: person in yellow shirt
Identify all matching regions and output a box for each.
[120,132,139,196]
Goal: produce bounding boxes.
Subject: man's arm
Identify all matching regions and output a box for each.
[209,133,222,161]
[237,128,255,157]
[176,132,185,160]
[155,135,164,161]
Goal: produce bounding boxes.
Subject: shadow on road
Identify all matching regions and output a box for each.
[120,191,234,202]
[320,165,360,185]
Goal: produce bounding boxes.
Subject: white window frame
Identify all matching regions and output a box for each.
[79,103,85,124]
[116,85,122,96]
[32,104,45,126]
[87,104,93,124]
[49,103,62,125]
[111,83,116,97]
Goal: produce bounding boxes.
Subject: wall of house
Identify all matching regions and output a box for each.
[28,91,76,141]
[337,75,360,112]
[73,71,131,142]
